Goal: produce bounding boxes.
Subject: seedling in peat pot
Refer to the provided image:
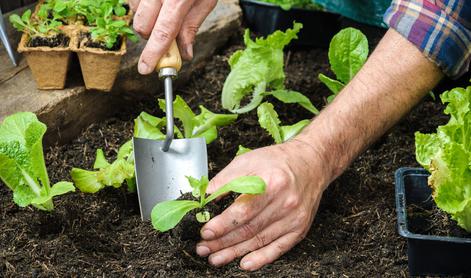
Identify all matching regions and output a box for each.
[151,176,266,232]
[88,12,137,50]
[10,9,63,41]
[0,112,75,211]
[318,27,369,103]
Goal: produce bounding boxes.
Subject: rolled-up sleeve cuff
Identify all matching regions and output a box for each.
[384,0,471,78]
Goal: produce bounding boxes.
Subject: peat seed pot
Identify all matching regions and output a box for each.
[75,32,127,92]
[17,32,73,90]
[239,0,340,48]
[395,167,471,276]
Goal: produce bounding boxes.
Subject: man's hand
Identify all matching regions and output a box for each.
[196,29,443,271]
[129,0,217,75]
[196,140,330,271]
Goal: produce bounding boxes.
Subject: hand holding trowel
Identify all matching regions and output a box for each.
[133,40,208,220]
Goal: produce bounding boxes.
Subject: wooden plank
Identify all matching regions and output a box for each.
[1,0,37,13]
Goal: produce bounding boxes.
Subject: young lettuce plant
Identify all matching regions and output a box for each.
[89,8,137,49]
[10,9,63,38]
[71,96,237,193]
[415,84,471,232]
[152,175,266,232]
[237,102,310,155]
[318,27,369,103]
[221,22,318,115]
[0,112,75,211]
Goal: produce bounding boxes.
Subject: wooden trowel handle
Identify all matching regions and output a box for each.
[156,40,182,72]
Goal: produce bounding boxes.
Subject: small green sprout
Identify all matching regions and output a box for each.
[151,176,266,232]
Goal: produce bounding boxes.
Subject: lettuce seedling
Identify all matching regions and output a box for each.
[152,175,266,232]
[258,102,310,144]
[0,112,75,211]
[318,27,369,103]
[415,85,471,232]
[89,10,137,49]
[237,102,310,154]
[10,9,63,38]
[71,96,238,193]
[221,22,318,114]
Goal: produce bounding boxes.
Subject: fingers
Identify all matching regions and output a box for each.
[128,0,141,12]
[200,193,271,241]
[205,219,288,267]
[138,0,196,74]
[198,200,282,254]
[239,232,303,271]
[133,0,162,39]
[177,0,217,60]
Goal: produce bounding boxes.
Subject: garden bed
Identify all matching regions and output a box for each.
[0,30,451,277]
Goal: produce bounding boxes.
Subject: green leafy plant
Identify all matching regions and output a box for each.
[89,11,137,49]
[415,84,471,232]
[152,175,266,232]
[318,27,369,103]
[36,0,78,24]
[237,102,310,154]
[221,22,318,114]
[71,96,237,193]
[257,102,310,144]
[9,9,63,38]
[258,0,323,10]
[0,112,75,211]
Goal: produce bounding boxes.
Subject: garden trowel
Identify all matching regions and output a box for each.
[133,40,208,220]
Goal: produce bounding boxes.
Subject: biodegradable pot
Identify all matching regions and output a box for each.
[395,167,471,276]
[239,0,340,47]
[76,33,127,92]
[17,33,72,90]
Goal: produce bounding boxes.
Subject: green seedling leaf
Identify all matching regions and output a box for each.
[93,149,110,169]
[281,119,310,142]
[0,112,74,211]
[236,145,252,156]
[205,176,266,204]
[257,102,282,144]
[222,22,302,113]
[71,168,104,193]
[151,175,266,232]
[151,200,200,232]
[159,96,196,138]
[134,112,166,140]
[329,27,368,84]
[196,211,211,223]
[269,89,319,115]
[318,73,345,101]
[319,28,368,102]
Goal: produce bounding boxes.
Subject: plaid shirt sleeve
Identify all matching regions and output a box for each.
[383,0,471,78]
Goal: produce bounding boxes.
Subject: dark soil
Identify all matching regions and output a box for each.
[0,28,463,277]
[408,201,471,239]
[82,32,122,51]
[28,33,70,48]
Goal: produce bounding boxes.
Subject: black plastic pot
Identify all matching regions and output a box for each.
[395,167,471,276]
[239,0,340,47]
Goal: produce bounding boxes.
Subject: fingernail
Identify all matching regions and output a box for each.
[138,61,150,74]
[186,44,193,59]
[241,260,254,270]
[201,229,215,240]
[210,255,224,266]
[196,245,210,257]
